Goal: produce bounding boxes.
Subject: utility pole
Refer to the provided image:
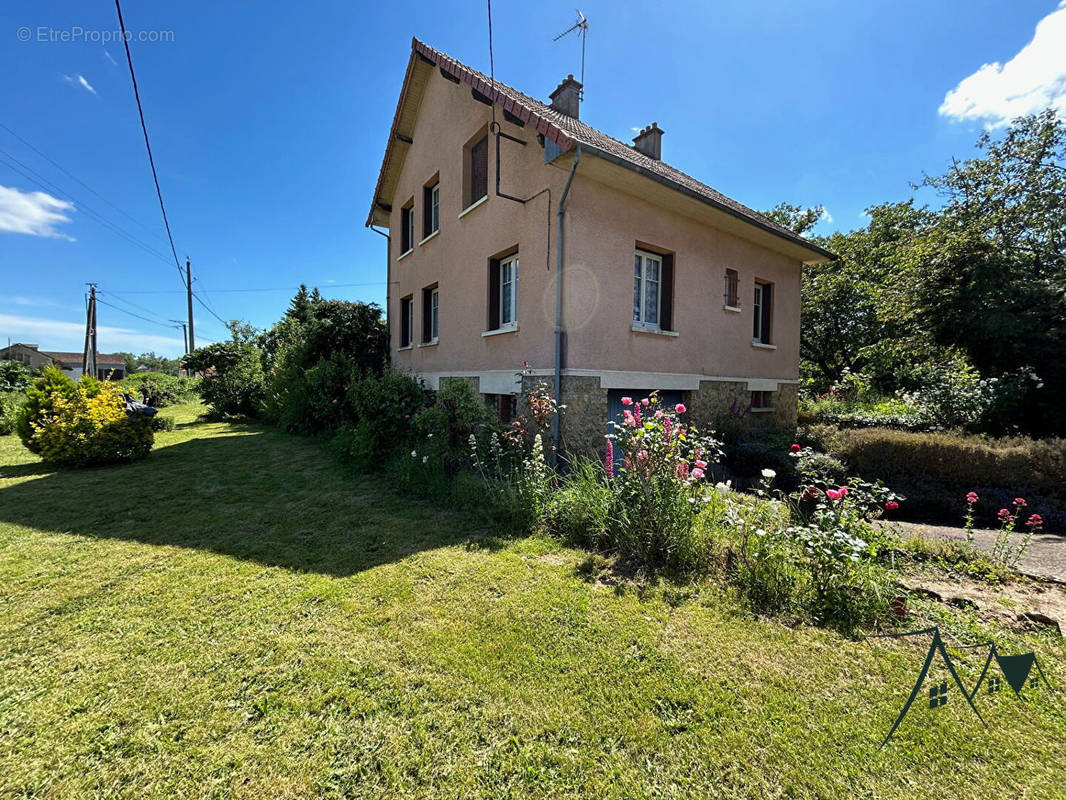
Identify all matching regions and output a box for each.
[186,257,195,352]
[83,284,98,380]
[170,320,188,355]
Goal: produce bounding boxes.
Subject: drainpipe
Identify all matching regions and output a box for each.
[552,145,582,465]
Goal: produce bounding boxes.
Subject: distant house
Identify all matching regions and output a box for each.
[0,343,127,380]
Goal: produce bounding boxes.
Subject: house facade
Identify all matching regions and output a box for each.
[367,39,832,455]
[0,343,126,380]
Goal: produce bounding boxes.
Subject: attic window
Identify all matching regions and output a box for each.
[464,131,489,210]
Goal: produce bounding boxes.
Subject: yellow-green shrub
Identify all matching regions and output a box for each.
[28,380,154,467]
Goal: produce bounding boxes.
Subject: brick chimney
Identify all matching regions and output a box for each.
[632,122,664,160]
[549,74,582,119]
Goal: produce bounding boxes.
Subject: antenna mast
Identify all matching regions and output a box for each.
[553,10,588,95]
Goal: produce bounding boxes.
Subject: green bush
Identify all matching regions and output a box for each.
[804,424,1066,527]
[185,341,266,418]
[117,372,200,407]
[0,360,31,393]
[19,374,154,467]
[0,391,24,435]
[16,366,80,453]
[411,380,496,475]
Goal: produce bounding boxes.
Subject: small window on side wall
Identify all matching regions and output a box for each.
[464,132,489,209]
[487,250,519,331]
[421,285,439,343]
[399,296,413,348]
[423,179,440,238]
[753,280,773,344]
[724,269,739,308]
[400,200,415,254]
[751,390,772,410]
[484,393,517,423]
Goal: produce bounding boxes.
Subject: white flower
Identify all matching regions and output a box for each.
[422,455,428,464]
[427,433,434,439]
[761,468,776,479]
[715,481,732,496]
[410,450,418,458]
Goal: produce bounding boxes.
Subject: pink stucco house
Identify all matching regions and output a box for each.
[367,39,832,455]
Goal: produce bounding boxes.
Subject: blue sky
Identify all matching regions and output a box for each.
[2,0,1064,357]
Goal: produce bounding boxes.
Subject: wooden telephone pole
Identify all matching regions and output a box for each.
[186,258,195,352]
[82,284,98,379]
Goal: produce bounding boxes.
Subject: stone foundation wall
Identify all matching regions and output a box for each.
[556,375,607,459]
[772,382,798,428]
[685,379,798,434]
[439,375,480,394]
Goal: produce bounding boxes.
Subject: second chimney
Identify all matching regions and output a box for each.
[633,122,664,160]
[549,74,582,119]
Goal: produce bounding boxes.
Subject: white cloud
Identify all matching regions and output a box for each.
[0,295,57,307]
[818,208,834,225]
[104,50,118,66]
[0,312,186,356]
[62,73,97,95]
[940,2,1066,127]
[0,185,76,240]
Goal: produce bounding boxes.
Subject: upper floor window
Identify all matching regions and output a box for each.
[400,199,414,254]
[724,268,740,309]
[464,133,488,209]
[487,250,519,331]
[753,280,773,344]
[422,285,439,343]
[633,248,678,330]
[423,179,440,238]
[399,295,413,348]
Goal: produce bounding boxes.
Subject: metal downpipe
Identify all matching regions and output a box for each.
[552,145,582,466]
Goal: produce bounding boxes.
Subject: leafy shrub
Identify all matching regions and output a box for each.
[16,366,80,453]
[22,377,154,467]
[0,392,24,435]
[118,372,200,407]
[185,341,266,418]
[411,379,496,475]
[0,360,31,392]
[804,424,1066,528]
[545,459,616,551]
[339,369,427,467]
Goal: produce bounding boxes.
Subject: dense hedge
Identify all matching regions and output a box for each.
[804,425,1066,529]
[118,372,200,407]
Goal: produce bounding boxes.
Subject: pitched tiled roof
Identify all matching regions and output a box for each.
[368,38,832,260]
[41,351,126,367]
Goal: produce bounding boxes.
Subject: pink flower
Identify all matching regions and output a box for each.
[691,467,705,480]
[621,397,633,406]
[790,443,801,453]
[675,403,687,414]
[826,489,842,501]
[1013,497,1027,508]
[838,486,848,497]
[884,500,899,511]
[997,508,1012,522]
[641,398,650,406]
[605,439,614,474]
[332,399,338,404]
[654,410,663,418]
[966,492,978,504]
[695,459,708,469]
[1026,514,1044,530]
[637,449,649,463]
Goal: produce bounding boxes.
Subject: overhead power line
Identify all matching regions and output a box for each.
[114,0,186,288]
[0,122,169,246]
[193,292,229,327]
[96,296,181,330]
[104,281,388,295]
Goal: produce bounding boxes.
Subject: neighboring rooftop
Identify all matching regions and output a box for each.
[368,38,833,261]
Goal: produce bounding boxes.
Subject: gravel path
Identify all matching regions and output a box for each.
[885,520,1066,583]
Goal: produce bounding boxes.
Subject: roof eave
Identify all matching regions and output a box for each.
[580,144,835,262]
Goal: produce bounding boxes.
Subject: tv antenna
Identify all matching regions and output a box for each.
[553,10,588,95]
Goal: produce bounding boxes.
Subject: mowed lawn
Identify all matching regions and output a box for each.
[1,407,1064,799]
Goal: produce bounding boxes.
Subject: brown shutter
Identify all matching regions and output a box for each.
[422,288,432,342]
[660,253,675,331]
[488,258,500,330]
[423,186,433,238]
[400,298,411,346]
[471,136,488,204]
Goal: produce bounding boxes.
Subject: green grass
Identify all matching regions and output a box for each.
[1,405,1064,798]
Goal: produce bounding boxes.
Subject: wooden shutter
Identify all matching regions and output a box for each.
[660,253,675,331]
[470,136,488,204]
[487,258,501,330]
[400,298,411,347]
[423,186,433,238]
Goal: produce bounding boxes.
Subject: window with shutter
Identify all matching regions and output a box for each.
[421,285,439,343]
[724,269,739,308]
[423,180,440,238]
[753,280,773,344]
[399,296,413,348]
[486,250,518,331]
[400,200,414,254]
[468,135,488,207]
[633,248,673,331]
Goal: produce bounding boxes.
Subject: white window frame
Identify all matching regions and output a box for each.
[499,254,518,329]
[430,183,440,235]
[753,281,772,344]
[633,249,662,330]
[430,287,439,341]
